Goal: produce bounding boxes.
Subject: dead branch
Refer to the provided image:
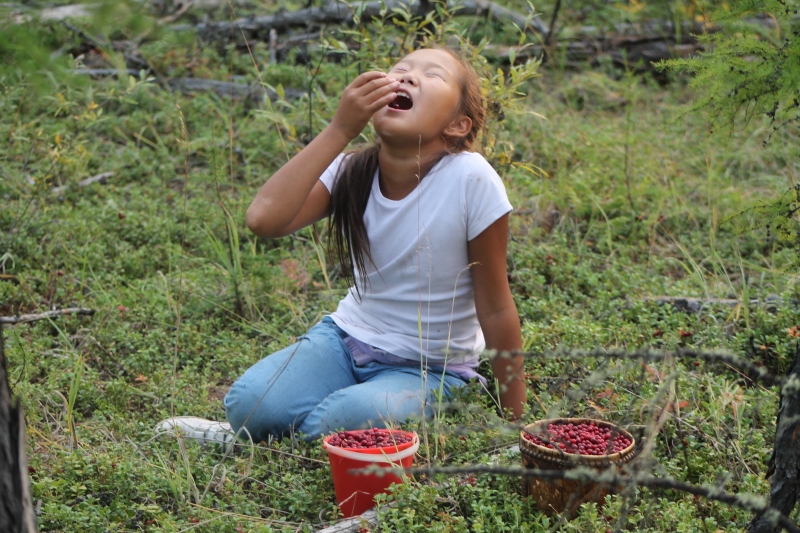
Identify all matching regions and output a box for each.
[52,171,114,194]
[642,295,797,313]
[70,68,153,78]
[157,0,193,25]
[77,171,114,187]
[10,3,93,24]
[487,348,787,388]
[482,36,703,69]
[395,464,800,533]
[315,507,380,532]
[646,296,743,312]
[0,308,95,325]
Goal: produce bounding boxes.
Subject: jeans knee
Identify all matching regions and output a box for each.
[223,380,251,432]
[224,375,313,440]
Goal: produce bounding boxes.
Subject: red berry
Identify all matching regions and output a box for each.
[523,421,631,456]
[327,428,412,449]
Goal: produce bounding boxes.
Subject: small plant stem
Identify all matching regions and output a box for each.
[675,381,710,533]
[310,224,333,291]
[66,355,83,450]
[705,118,719,238]
[544,0,561,46]
[623,61,636,212]
[673,383,696,482]
[306,40,329,141]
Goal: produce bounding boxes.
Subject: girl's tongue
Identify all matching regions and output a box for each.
[388,92,413,110]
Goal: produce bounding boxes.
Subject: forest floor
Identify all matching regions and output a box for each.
[2,3,800,531]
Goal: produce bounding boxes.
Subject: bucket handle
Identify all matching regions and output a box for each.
[324,435,420,464]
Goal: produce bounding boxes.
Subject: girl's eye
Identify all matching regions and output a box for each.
[426,72,444,79]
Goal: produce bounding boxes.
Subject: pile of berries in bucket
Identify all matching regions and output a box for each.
[323,428,420,517]
[523,420,632,455]
[326,429,413,449]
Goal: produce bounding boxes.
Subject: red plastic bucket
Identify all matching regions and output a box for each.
[322,429,419,517]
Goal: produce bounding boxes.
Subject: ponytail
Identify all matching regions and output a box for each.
[327,142,381,297]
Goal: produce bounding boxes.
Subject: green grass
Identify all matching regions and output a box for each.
[2,10,800,532]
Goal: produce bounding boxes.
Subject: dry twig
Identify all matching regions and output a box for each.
[0,308,95,325]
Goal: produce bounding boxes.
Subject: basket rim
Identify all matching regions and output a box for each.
[519,417,636,463]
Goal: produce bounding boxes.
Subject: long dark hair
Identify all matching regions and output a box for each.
[327,48,486,295]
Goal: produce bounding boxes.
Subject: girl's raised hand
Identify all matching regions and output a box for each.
[330,71,399,142]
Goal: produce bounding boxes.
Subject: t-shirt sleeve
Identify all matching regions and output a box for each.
[464,155,513,241]
[319,153,347,193]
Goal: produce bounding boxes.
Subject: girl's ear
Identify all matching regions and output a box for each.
[443,115,473,141]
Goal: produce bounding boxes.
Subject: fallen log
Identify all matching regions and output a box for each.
[173,0,548,42]
[256,32,705,70]
[481,37,702,69]
[0,323,38,533]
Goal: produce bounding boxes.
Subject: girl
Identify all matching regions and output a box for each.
[160,47,525,444]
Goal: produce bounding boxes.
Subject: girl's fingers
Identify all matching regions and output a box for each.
[355,77,398,98]
[361,79,399,102]
[365,91,398,113]
[351,71,387,89]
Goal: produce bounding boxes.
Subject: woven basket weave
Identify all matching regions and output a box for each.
[520,418,636,516]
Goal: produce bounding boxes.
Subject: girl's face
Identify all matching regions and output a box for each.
[372,49,469,148]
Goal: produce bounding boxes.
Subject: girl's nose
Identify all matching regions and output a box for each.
[398,75,417,87]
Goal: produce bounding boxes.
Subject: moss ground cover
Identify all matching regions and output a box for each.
[1,8,799,531]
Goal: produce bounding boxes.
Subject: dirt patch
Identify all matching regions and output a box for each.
[208,379,232,403]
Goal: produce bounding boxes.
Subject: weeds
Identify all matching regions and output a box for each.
[203,206,256,321]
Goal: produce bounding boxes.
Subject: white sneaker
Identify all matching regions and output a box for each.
[155,416,237,446]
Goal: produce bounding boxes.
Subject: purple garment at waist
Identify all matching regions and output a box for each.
[344,336,487,386]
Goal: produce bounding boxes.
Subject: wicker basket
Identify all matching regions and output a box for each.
[520,418,636,516]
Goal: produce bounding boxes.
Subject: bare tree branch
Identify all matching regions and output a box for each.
[389,464,800,533]
[485,348,787,388]
[0,308,95,325]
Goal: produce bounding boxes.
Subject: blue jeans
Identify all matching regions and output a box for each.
[224,317,467,441]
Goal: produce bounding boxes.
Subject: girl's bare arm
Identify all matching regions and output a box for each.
[468,213,526,420]
[246,72,400,238]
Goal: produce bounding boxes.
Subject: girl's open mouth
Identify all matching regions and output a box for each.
[388,91,413,110]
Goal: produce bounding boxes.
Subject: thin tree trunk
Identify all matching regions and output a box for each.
[0,323,38,533]
[748,345,800,533]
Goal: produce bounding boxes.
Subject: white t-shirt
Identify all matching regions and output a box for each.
[319,151,512,366]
